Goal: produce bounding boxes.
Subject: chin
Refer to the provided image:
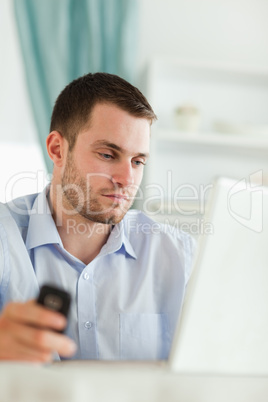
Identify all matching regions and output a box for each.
[82,210,126,225]
[102,212,126,225]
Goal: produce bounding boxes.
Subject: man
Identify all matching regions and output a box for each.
[0,73,195,362]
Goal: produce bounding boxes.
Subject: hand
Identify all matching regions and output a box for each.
[0,300,77,362]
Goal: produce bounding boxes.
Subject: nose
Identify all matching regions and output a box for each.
[111,161,134,188]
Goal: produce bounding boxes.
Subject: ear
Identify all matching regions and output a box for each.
[46,131,67,167]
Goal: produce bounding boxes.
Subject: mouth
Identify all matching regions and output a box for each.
[102,194,130,203]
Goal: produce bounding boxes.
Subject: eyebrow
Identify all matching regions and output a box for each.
[92,140,149,158]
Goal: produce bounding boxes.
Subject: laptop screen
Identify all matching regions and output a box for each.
[169,175,268,375]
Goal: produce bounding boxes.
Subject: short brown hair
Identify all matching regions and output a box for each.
[50,72,157,150]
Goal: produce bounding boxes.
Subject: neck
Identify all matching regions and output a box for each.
[48,183,112,265]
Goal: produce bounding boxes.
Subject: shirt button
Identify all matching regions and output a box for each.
[83,272,90,280]
[84,321,93,329]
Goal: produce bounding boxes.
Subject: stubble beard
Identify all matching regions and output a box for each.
[61,153,135,225]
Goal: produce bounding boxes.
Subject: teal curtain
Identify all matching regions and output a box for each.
[13,0,139,172]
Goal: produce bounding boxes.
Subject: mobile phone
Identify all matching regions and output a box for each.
[37,284,71,332]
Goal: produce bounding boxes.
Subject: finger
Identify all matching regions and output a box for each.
[3,300,67,331]
[0,320,53,362]
[0,320,76,360]
[12,322,76,357]
[0,338,53,362]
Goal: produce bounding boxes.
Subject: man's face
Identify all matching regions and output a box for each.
[61,103,150,225]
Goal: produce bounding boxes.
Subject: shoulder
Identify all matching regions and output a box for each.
[124,209,195,256]
[123,209,194,245]
[4,193,39,227]
[0,193,39,243]
[123,210,196,280]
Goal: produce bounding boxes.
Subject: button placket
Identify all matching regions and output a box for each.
[78,267,98,358]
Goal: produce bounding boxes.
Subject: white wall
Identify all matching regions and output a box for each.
[138,0,268,75]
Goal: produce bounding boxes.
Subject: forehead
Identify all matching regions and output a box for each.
[78,103,151,154]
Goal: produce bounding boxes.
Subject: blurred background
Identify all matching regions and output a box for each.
[1,0,268,235]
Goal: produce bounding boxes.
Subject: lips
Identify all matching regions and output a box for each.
[102,194,130,201]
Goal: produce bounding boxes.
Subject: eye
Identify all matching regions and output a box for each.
[132,159,146,167]
[98,153,113,160]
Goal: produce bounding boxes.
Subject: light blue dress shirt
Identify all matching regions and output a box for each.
[1,187,195,361]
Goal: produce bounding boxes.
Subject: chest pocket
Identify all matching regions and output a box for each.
[119,313,171,360]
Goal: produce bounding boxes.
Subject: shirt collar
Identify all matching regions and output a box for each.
[25,186,137,259]
[99,220,137,259]
[25,186,62,250]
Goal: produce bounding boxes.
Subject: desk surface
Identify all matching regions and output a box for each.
[1,361,268,402]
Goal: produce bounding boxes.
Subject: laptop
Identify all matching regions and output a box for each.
[169,174,268,376]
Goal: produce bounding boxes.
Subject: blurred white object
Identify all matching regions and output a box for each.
[0,363,81,402]
[174,103,201,133]
[213,120,268,137]
[170,175,268,375]
[1,361,267,402]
